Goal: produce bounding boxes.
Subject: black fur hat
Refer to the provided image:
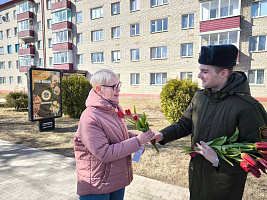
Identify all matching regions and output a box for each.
[198,45,238,68]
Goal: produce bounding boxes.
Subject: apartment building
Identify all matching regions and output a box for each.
[0,0,266,98]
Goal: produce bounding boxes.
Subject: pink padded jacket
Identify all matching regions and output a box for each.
[74,89,140,196]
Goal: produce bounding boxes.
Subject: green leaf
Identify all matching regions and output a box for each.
[134,105,137,115]
[216,150,234,166]
[143,112,146,121]
[226,127,239,143]
[209,136,227,146]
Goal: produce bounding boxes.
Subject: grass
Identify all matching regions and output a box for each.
[0,99,266,200]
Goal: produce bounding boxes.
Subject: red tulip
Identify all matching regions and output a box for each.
[255,142,267,150]
[247,165,261,178]
[132,115,139,121]
[117,109,125,118]
[125,109,131,115]
[240,161,251,172]
[257,158,267,174]
[189,152,198,157]
[259,150,267,157]
[241,153,257,167]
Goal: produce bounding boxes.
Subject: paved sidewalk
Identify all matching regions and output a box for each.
[0,140,189,200]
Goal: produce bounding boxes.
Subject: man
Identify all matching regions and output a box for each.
[153,45,267,200]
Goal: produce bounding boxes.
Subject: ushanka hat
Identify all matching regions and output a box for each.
[198,44,238,68]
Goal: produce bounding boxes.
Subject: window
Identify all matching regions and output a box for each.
[37,40,43,50]
[53,51,72,64]
[249,36,266,52]
[16,60,19,69]
[111,3,120,15]
[15,44,19,53]
[92,30,103,41]
[131,49,140,61]
[92,52,104,63]
[14,27,17,36]
[16,1,34,14]
[18,19,33,32]
[181,72,192,80]
[13,10,17,20]
[47,0,51,10]
[48,38,52,48]
[17,76,22,84]
[52,9,71,24]
[130,0,140,11]
[36,3,41,13]
[150,73,167,85]
[77,33,83,44]
[131,73,140,85]
[8,61,12,69]
[151,18,168,33]
[182,14,194,29]
[19,55,35,66]
[5,13,10,21]
[77,54,83,65]
[181,43,193,57]
[0,47,4,54]
[112,51,120,62]
[6,29,11,38]
[47,19,52,29]
[37,22,42,31]
[76,12,82,23]
[49,57,53,66]
[201,0,239,21]
[38,58,43,67]
[200,31,239,47]
[91,7,103,19]
[130,23,140,36]
[0,15,2,23]
[52,30,71,44]
[7,45,12,54]
[0,77,6,85]
[9,76,13,85]
[151,0,168,7]
[0,31,2,39]
[251,1,267,18]
[248,70,264,85]
[151,46,167,59]
[112,27,120,39]
[0,62,4,70]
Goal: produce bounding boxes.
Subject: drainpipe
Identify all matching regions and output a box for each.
[41,0,46,68]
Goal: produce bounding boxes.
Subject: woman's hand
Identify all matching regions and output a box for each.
[136,129,154,145]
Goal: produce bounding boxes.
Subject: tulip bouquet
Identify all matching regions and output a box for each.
[117,106,159,154]
[182,127,267,178]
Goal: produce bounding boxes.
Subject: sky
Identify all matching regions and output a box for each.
[0,0,12,5]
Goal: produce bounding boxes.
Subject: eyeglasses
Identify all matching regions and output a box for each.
[101,82,122,91]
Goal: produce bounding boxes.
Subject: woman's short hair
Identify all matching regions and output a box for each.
[90,69,118,89]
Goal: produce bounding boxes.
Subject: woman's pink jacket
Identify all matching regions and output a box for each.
[74,89,140,196]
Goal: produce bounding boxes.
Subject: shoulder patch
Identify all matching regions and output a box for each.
[235,93,259,104]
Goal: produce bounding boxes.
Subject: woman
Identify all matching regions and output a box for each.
[74,69,153,200]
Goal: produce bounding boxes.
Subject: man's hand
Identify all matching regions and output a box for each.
[195,141,219,165]
[151,130,164,142]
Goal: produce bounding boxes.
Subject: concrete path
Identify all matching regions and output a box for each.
[0,140,189,200]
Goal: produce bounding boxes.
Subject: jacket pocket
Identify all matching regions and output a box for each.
[102,162,111,183]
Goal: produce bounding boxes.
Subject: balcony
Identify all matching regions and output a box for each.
[53,63,73,70]
[18,43,35,56]
[18,30,34,39]
[51,0,71,12]
[52,42,72,51]
[52,21,72,31]
[17,11,34,21]
[19,66,36,73]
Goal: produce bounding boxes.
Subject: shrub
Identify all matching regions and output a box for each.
[160,78,199,124]
[62,74,92,118]
[5,92,28,111]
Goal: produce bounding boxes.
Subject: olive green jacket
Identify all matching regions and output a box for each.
[160,71,267,200]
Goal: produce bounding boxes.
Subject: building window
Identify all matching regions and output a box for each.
[47,19,52,29]
[77,54,83,65]
[9,76,13,85]
[48,38,52,48]
[18,19,33,32]
[17,76,22,84]
[19,55,35,66]
[248,70,264,85]
[7,45,12,54]
[14,27,17,36]
[249,36,266,52]
[92,52,104,63]
[130,0,140,11]
[91,7,103,19]
[130,23,140,36]
[151,0,168,7]
[131,49,140,61]
[251,1,267,18]
[38,58,43,67]
[0,31,2,39]
[5,13,10,21]
[0,77,6,85]
[131,73,140,85]
[37,40,43,50]
[49,57,53,66]
[181,43,193,57]
[0,47,4,54]
[13,10,17,20]
[111,2,120,15]
[112,51,120,62]
[0,15,2,24]
[52,30,71,44]
[92,30,103,41]
[47,0,51,10]
[37,22,42,31]
[15,44,19,53]
[6,29,11,38]
[150,73,167,85]
[151,18,168,33]
[201,0,240,21]
[8,61,12,69]
[182,14,194,29]
[16,60,19,69]
[53,51,71,64]
[77,33,83,44]
[16,1,34,14]
[76,12,82,23]
[151,46,167,59]
[36,3,41,13]
[52,9,71,24]
[0,62,4,70]
[181,72,193,80]
[112,27,120,39]
[200,31,239,47]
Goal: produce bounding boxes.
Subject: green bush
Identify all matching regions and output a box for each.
[160,78,199,124]
[62,74,92,118]
[5,92,28,111]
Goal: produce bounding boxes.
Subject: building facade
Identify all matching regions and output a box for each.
[0,0,266,98]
